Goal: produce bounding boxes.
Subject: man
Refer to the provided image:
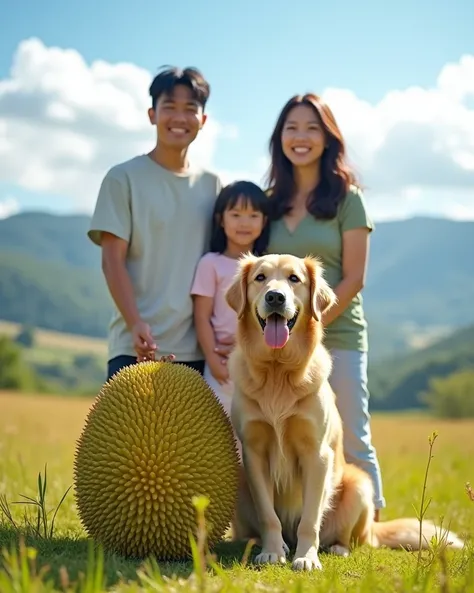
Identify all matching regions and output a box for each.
[88,65,228,380]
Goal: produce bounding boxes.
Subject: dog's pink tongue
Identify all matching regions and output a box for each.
[264,315,289,349]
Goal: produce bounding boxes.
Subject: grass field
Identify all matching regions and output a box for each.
[0,390,473,592]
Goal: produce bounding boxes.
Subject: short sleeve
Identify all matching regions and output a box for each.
[215,174,224,195]
[190,254,217,297]
[338,186,375,234]
[87,167,132,246]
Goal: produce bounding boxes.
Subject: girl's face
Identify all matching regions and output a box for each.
[281,104,326,167]
[221,196,266,251]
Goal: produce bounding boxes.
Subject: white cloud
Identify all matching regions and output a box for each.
[323,59,474,192]
[321,55,474,219]
[217,157,270,187]
[362,187,474,222]
[0,38,473,220]
[0,197,20,219]
[0,38,236,211]
[447,199,474,221]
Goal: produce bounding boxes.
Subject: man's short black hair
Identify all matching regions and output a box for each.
[149,65,211,110]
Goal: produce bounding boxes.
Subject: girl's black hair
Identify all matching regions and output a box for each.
[210,180,271,255]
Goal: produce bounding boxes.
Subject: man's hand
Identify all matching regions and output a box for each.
[214,335,235,362]
[132,320,157,361]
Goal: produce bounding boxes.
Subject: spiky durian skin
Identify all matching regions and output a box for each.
[73,361,239,560]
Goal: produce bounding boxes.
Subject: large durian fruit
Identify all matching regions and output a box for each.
[73,359,240,560]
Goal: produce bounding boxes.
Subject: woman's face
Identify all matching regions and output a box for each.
[281,104,326,167]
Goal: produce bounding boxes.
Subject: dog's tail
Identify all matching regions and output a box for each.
[372,518,464,551]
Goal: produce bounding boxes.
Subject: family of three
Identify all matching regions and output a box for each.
[87,65,386,520]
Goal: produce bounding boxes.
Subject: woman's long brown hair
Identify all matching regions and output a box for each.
[266,93,359,220]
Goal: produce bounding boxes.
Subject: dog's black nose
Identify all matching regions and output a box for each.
[265,290,286,307]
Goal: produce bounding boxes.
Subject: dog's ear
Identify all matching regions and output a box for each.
[225,254,256,319]
[305,256,337,322]
[315,275,337,321]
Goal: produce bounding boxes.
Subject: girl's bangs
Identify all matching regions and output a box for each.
[225,190,269,214]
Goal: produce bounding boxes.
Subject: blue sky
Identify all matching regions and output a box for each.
[1,0,473,220]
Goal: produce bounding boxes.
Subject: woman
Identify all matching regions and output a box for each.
[264,93,385,520]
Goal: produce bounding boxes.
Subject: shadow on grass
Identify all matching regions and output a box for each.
[0,525,250,589]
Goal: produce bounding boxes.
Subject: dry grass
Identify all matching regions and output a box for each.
[0,320,107,355]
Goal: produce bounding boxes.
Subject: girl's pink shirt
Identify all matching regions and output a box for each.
[190,252,239,343]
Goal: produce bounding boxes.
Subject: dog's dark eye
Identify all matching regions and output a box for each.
[255,273,266,282]
[289,274,300,283]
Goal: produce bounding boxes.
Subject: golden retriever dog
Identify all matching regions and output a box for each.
[224,252,464,571]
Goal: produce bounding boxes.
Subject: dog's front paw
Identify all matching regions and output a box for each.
[255,549,287,566]
[292,547,322,571]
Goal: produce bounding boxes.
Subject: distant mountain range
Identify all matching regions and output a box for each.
[1,211,473,361]
[369,322,474,410]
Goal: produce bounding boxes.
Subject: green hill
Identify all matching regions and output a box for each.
[0,211,99,270]
[0,251,111,337]
[369,323,474,410]
[364,216,474,326]
[0,211,473,361]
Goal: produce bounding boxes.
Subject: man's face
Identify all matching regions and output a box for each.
[148,84,207,149]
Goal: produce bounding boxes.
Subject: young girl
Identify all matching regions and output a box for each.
[190,180,270,449]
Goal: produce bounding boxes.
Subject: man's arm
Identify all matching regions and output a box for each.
[101,232,156,360]
[88,169,156,359]
[101,232,140,330]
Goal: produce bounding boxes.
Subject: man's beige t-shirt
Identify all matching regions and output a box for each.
[88,154,222,362]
